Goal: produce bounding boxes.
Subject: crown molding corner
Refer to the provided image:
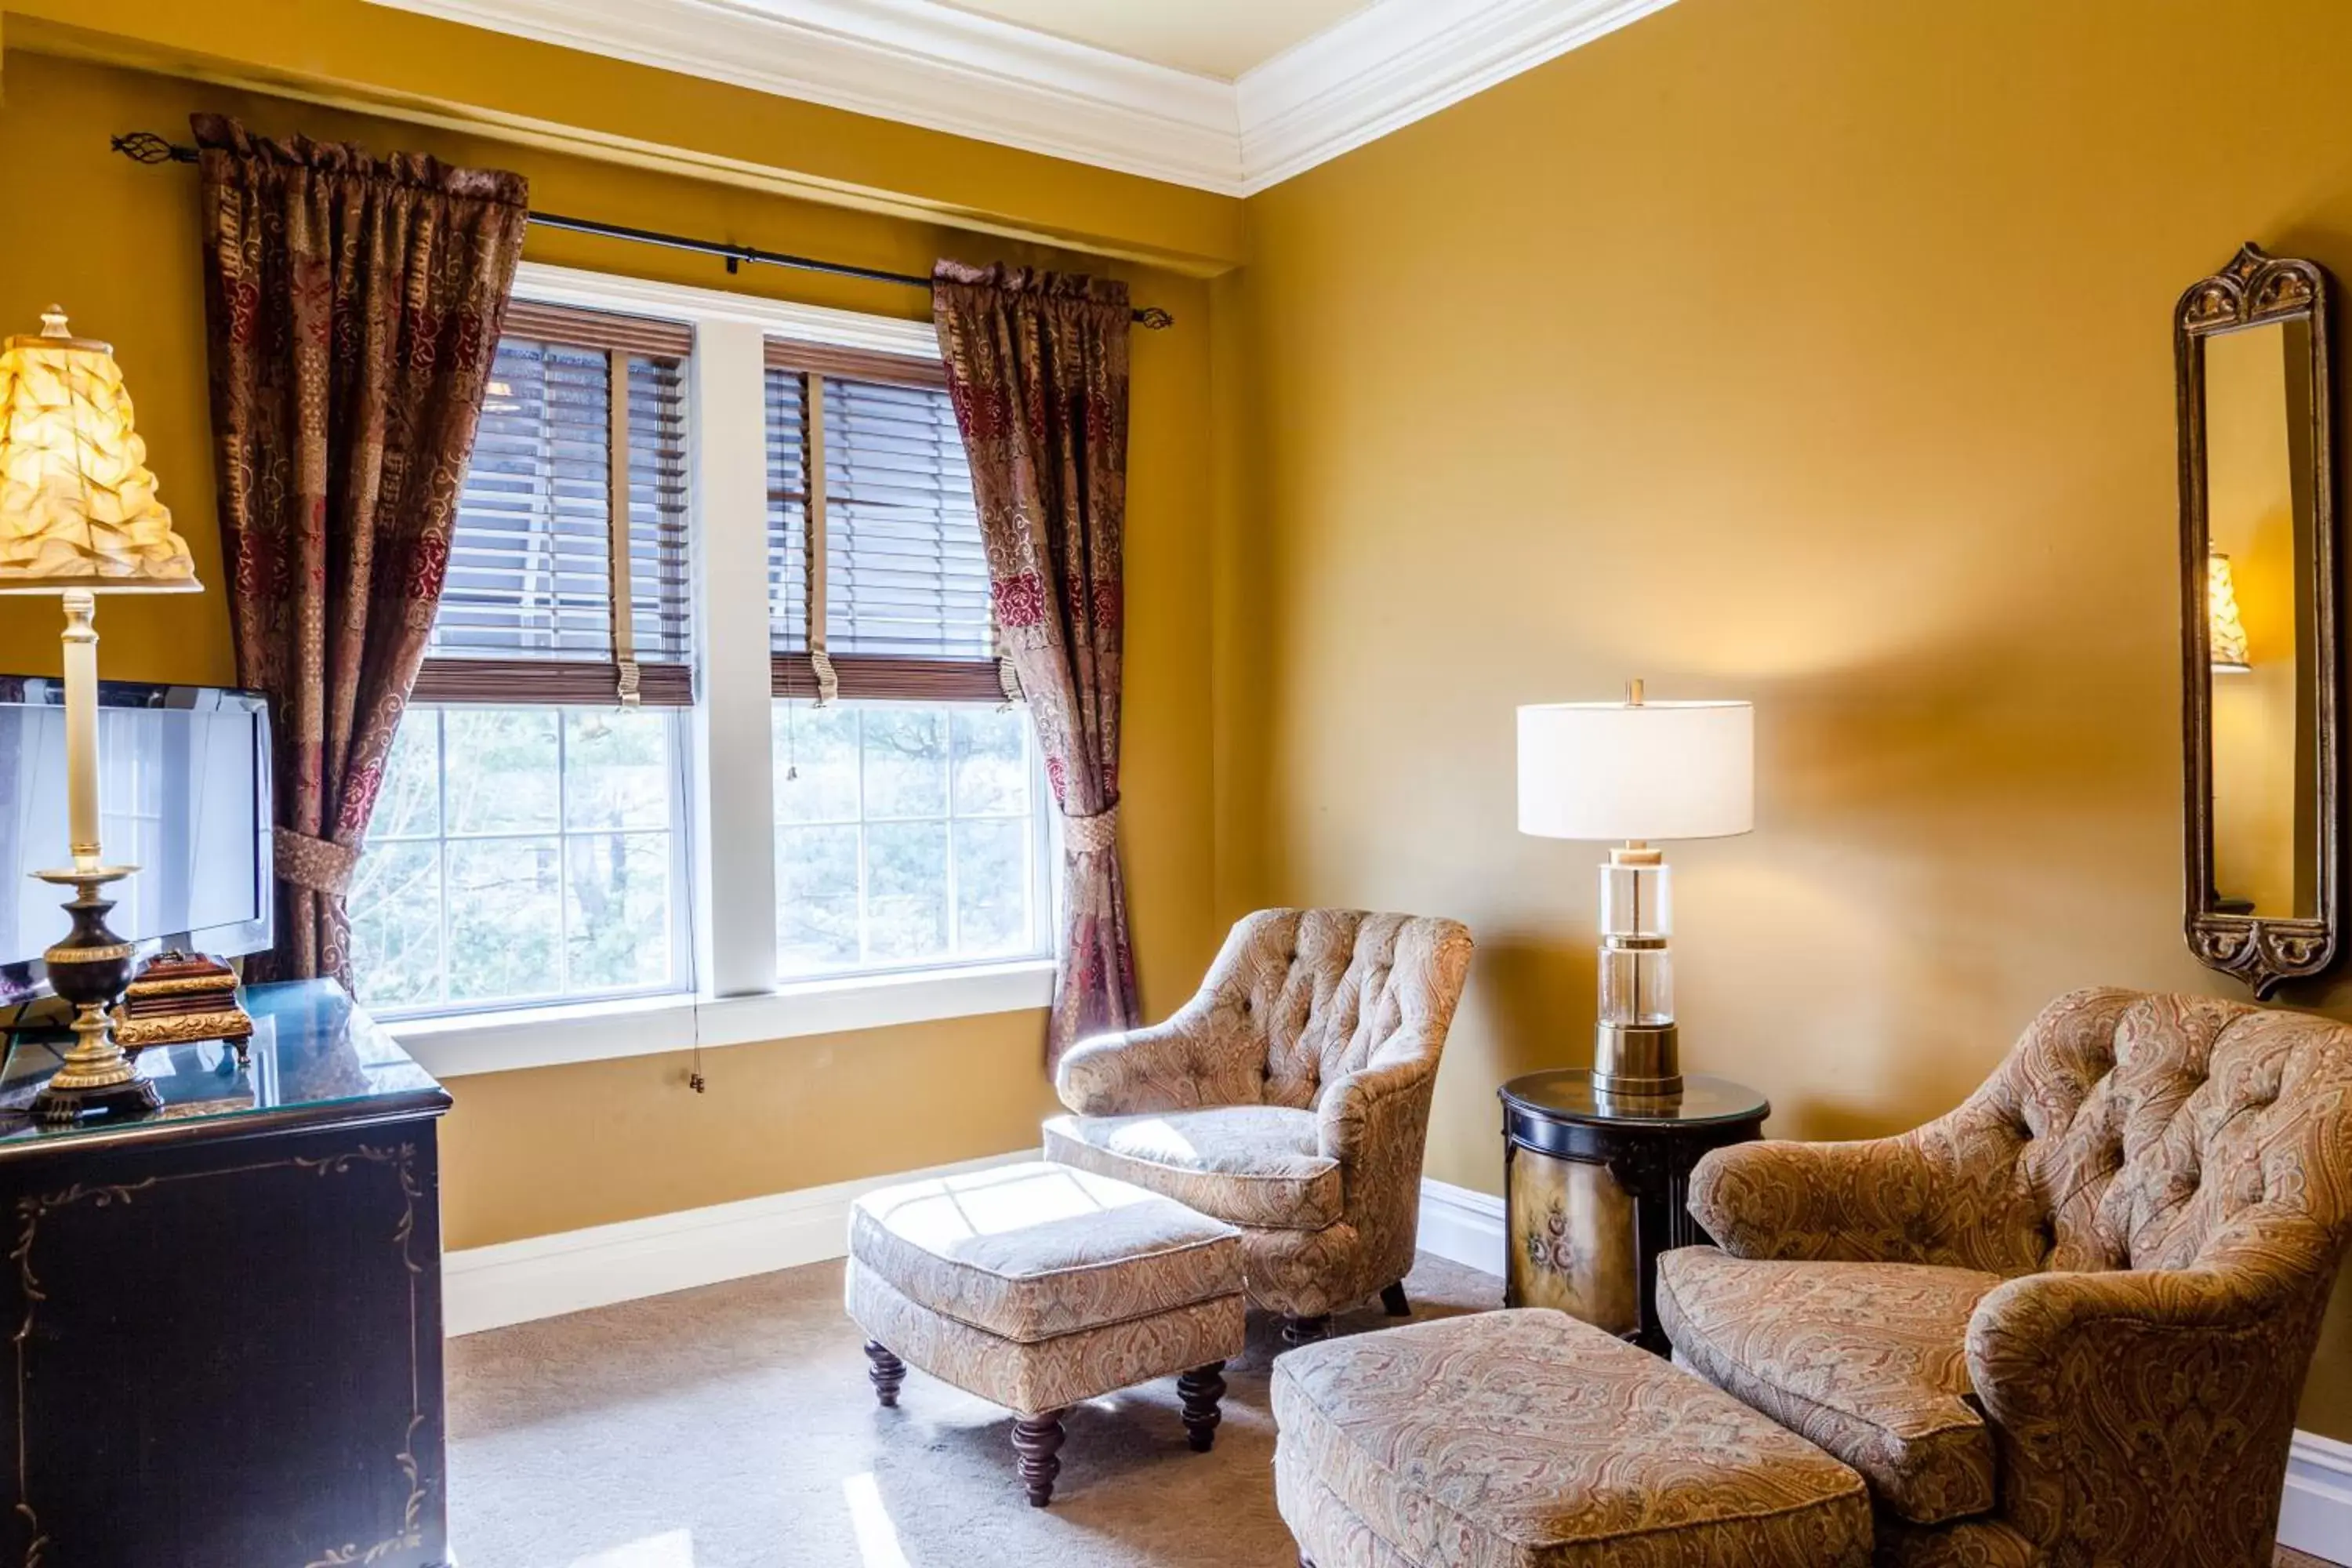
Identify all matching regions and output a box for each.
[1236,0,1678,193]
[362,0,1679,198]
[366,0,1247,193]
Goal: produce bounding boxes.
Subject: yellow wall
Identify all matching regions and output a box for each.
[0,50,1224,1250]
[1236,0,2352,1436]
[5,0,1241,274]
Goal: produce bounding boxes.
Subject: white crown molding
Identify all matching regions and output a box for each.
[1237,0,1677,193]
[369,0,1244,192]
[363,0,1679,197]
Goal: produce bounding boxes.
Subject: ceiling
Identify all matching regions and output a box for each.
[937,0,1375,82]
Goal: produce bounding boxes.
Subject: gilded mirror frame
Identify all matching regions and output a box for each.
[2178,242,2339,996]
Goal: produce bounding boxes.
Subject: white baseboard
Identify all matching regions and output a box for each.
[2283,1430,2352,1562]
[442,1150,1029,1335]
[1416,1176,1507,1277]
[1412,1178,2350,1562]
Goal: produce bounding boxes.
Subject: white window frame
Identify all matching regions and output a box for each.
[390,263,1054,1079]
[357,702,697,1019]
[772,699,1060,980]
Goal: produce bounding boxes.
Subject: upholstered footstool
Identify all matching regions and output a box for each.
[844,1160,1247,1506]
[1273,1309,1872,1566]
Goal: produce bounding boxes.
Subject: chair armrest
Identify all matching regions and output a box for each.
[1687,1136,1947,1262]
[1965,1247,2325,1558]
[1316,1056,1435,1171]
[1316,1052,1441,1292]
[1054,1010,1257,1116]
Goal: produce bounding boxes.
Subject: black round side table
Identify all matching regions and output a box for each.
[1498,1071,1768,1353]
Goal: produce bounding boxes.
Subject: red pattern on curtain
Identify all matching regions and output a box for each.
[193,114,528,986]
[932,260,1139,1069]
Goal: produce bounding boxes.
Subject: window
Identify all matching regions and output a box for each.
[348,706,688,1011]
[773,702,1047,975]
[346,269,1060,1049]
[766,347,1051,976]
[348,301,695,1017]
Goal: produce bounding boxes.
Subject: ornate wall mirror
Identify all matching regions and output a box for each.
[2179,243,2339,996]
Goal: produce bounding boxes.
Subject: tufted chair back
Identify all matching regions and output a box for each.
[1911,988,2352,1278]
[1200,909,1473,1110]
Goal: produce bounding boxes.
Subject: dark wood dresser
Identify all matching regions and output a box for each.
[0,979,451,1568]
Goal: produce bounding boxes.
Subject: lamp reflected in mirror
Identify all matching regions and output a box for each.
[2178,243,2336,995]
[2206,551,2251,673]
[2203,320,2318,925]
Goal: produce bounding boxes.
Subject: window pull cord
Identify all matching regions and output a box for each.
[607,349,643,707]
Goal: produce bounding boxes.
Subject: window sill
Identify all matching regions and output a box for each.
[386,959,1057,1080]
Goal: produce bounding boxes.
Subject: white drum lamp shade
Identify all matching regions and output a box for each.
[1517,699,1754,842]
[1516,689,1754,1102]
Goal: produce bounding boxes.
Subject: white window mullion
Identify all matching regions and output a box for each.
[437,710,454,1011]
[688,318,779,997]
[554,715,572,996]
[855,710,872,967]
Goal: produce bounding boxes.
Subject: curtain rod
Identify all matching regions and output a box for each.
[108,132,1175,329]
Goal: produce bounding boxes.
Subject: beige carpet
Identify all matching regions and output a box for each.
[448,1250,1501,1567]
[448,1255,2336,1568]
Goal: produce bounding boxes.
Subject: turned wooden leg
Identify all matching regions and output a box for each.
[1380,1281,1411,1317]
[1013,1410,1067,1507]
[1178,1362,1227,1452]
[1280,1313,1333,1347]
[863,1340,906,1407]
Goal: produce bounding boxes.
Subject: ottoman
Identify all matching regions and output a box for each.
[844,1160,1247,1506]
[1273,1309,1872,1566]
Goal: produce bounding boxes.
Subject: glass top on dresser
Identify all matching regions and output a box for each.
[0,979,446,1150]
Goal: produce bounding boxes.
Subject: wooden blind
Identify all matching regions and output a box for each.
[502,299,693,358]
[766,354,1004,704]
[767,367,811,677]
[414,304,693,706]
[764,338,947,390]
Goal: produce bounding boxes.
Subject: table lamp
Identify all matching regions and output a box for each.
[1517,681,1753,1102]
[0,307,200,1122]
[2208,550,2252,673]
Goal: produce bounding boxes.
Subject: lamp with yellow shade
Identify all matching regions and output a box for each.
[0,307,200,1121]
[2208,550,2252,673]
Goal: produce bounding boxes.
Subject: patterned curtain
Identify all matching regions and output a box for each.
[192,114,528,986]
[932,260,1139,1069]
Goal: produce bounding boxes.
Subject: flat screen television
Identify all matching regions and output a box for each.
[0,677,274,997]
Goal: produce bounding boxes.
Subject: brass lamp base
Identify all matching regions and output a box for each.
[1593,1022,1683,1103]
[32,1053,164,1123]
[29,867,159,1125]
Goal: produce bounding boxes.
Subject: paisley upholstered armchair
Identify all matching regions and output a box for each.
[1044,909,1474,1344]
[1659,988,2352,1568]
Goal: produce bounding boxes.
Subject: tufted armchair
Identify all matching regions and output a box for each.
[1658,987,2352,1568]
[1044,909,1475,1343]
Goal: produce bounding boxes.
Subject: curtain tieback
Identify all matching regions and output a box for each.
[274,828,360,898]
[1062,802,1120,856]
